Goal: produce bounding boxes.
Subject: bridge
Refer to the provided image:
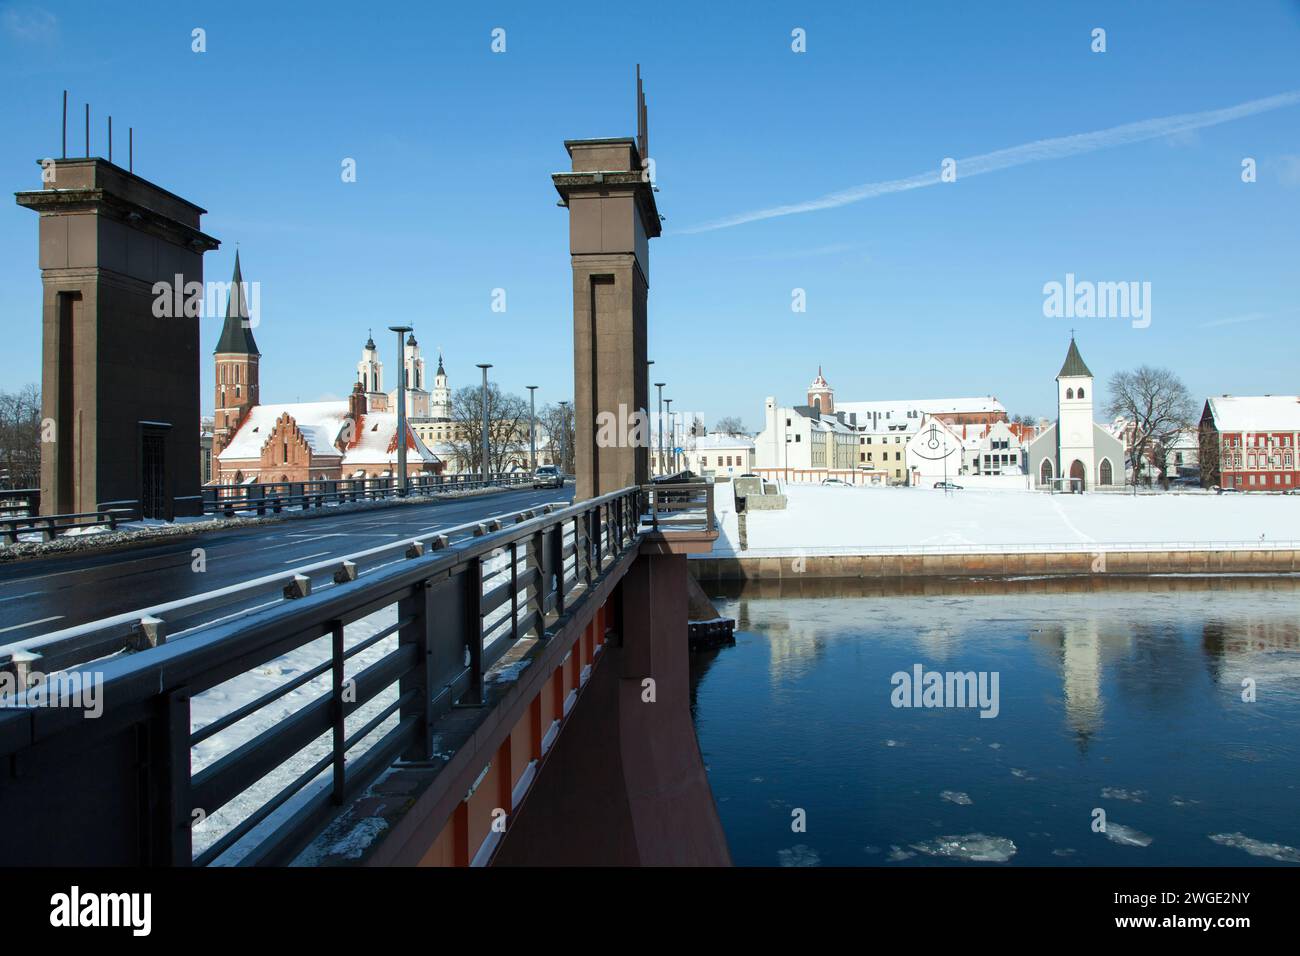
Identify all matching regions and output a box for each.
[0,78,733,866]
[0,481,723,866]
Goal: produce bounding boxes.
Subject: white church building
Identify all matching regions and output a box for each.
[1026,338,1125,491]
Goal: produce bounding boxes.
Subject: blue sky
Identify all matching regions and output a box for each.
[1,0,1298,426]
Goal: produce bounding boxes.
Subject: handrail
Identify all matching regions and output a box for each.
[0,495,573,678]
[0,484,647,866]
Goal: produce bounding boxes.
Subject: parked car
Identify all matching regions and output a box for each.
[821,478,848,486]
[532,465,563,489]
[934,481,963,490]
[1213,484,1241,494]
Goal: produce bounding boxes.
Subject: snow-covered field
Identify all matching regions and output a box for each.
[714,484,1300,555]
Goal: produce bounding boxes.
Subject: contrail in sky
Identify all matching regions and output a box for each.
[679,90,1300,234]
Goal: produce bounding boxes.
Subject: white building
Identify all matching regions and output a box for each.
[1026,338,1125,490]
[964,420,1028,476]
[905,415,965,486]
[687,434,755,479]
[754,370,859,479]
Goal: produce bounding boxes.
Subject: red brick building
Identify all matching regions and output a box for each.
[208,255,439,485]
[1199,395,1300,491]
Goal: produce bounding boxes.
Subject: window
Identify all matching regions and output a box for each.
[1077,387,1085,399]
[1066,388,1074,399]
[795,435,801,443]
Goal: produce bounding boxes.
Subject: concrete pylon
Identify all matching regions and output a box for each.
[553,138,660,500]
[17,159,219,518]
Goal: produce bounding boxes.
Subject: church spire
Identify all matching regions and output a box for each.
[1057,336,1093,379]
[213,250,260,355]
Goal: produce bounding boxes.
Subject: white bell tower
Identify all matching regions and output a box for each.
[357,331,388,412]
[1056,336,1095,490]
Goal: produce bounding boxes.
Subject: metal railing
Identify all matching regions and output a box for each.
[0,483,723,866]
[0,500,141,545]
[643,481,715,534]
[201,472,532,517]
[0,488,39,518]
[0,497,570,681]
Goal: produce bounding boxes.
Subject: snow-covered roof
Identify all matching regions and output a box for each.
[693,433,755,450]
[218,402,352,460]
[343,411,439,465]
[1205,396,1300,432]
[218,402,438,465]
[838,396,1006,421]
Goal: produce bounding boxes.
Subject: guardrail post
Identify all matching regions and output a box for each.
[400,582,436,759]
[510,540,519,642]
[551,518,566,616]
[463,557,484,706]
[532,526,547,637]
[330,620,348,798]
[147,688,193,865]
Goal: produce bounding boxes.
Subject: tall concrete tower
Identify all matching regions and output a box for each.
[1056,336,1096,490]
[16,158,219,518]
[552,104,661,500]
[212,251,260,459]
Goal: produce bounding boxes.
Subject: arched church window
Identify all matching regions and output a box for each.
[1040,459,1053,486]
[1077,387,1085,398]
[1066,388,1074,399]
[1099,458,1113,485]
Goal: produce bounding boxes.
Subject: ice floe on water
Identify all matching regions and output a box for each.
[1010,767,1036,780]
[907,833,1017,863]
[1209,832,1300,863]
[940,790,973,806]
[1101,787,1147,803]
[1103,823,1153,847]
[988,742,1002,750]
[884,739,904,748]
[888,845,916,861]
[1170,795,1200,808]
[1052,848,1077,857]
[778,844,821,867]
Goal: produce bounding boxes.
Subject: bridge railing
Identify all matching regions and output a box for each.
[201,473,531,517]
[0,485,646,867]
[0,488,39,518]
[642,480,715,534]
[0,496,572,684]
[0,498,142,545]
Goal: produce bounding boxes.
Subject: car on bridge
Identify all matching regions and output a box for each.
[533,465,564,489]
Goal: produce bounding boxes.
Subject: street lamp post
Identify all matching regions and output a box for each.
[654,382,666,477]
[646,359,654,474]
[526,385,538,472]
[387,325,413,496]
[558,400,569,478]
[664,397,674,475]
[476,363,492,483]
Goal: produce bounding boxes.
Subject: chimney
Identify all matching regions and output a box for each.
[349,379,367,422]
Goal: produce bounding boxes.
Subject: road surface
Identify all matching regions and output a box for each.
[0,484,572,643]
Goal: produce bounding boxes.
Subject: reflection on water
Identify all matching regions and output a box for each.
[689,576,1300,866]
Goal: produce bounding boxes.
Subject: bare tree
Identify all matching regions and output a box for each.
[537,402,575,475]
[0,384,41,489]
[448,383,529,475]
[1104,367,1197,488]
[714,415,747,436]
